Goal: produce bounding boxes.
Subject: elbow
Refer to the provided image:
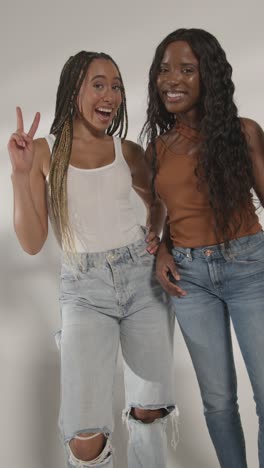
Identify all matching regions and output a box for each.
[23,245,43,255]
[15,230,47,256]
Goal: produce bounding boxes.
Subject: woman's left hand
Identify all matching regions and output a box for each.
[146,231,160,255]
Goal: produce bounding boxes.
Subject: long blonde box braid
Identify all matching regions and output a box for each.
[47,51,128,262]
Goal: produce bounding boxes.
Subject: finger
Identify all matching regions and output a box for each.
[147,239,160,253]
[9,133,26,148]
[167,260,181,281]
[150,245,159,255]
[16,106,24,132]
[21,132,33,143]
[157,265,186,293]
[147,243,159,254]
[146,231,156,242]
[158,274,186,296]
[148,236,160,246]
[28,112,40,138]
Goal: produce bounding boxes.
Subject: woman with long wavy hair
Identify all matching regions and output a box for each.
[8,51,177,468]
[142,28,264,467]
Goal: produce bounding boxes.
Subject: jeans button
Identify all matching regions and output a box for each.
[108,253,116,261]
[204,249,213,257]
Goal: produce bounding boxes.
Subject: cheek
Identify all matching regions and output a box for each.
[189,76,200,98]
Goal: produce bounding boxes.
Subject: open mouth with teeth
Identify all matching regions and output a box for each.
[95,107,113,121]
[165,91,186,101]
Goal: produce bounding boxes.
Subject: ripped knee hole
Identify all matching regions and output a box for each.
[131,407,168,424]
[69,432,109,462]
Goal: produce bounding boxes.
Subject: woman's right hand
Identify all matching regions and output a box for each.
[8,106,40,174]
[156,243,187,297]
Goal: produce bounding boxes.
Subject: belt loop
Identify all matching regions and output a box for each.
[127,244,137,263]
[80,253,88,272]
[186,248,193,261]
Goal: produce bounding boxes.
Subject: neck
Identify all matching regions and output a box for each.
[73,113,107,142]
[176,109,201,130]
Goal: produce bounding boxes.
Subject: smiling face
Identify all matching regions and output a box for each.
[156,41,200,120]
[76,58,123,132]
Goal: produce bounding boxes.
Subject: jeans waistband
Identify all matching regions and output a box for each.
[61,236,149,271]
[172,230,264,260]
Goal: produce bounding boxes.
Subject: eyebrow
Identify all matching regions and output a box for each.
[91,75,121,81]
[160,62,198,67]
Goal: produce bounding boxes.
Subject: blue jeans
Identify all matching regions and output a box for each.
[171,231,264,468]
[57,238,176,468]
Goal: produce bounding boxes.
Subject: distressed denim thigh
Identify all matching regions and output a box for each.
[120,254,175,409]
[58,267,120,443]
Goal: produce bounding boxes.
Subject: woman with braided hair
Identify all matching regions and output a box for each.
[142,28,264,467]
[8,51,176,468]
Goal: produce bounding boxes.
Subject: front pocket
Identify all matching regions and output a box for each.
[172,249,188,265]
[60,264,80,281]
[137,247,154,262]
[232,240,264,264]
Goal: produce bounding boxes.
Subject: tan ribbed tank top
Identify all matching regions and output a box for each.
[155,122,261,248]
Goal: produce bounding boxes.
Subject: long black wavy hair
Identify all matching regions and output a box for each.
[141,28,255,245]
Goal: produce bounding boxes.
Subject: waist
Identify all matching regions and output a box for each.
[71,224,144,253]
[172,230,264,261]
[61,231,149,271]
[169,211,261,248]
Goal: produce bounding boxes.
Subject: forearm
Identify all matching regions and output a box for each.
[12,173,47,254]
[158,217,173,253]
[146,199,166,236]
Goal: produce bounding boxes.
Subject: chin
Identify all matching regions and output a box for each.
[88,119,111,134]
[165,103,189,114]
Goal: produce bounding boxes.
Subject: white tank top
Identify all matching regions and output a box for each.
[45,134,144,252]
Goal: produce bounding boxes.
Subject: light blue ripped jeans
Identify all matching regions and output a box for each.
[171,231,264,468]
[57,237,177,468]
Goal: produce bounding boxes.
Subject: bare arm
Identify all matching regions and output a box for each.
[122,140,166,253]
[8,107,49,254]
[155,219,187,297]
[241,117,264,207]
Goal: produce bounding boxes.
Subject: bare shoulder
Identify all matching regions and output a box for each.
[34,137,51,156]
[240,117,264,147]
[121,139,145,169]
[122,139,144,159]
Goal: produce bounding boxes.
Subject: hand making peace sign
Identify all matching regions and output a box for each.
[8,106,40,174]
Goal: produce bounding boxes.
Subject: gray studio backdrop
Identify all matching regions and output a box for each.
[1,1,263,467]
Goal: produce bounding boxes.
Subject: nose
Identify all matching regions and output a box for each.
[103,88,114,104]
[168,70,181,84]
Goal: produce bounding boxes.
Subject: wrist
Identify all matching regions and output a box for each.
[11,171,30,181]
[11,172,31,190]
[157,240,170,255]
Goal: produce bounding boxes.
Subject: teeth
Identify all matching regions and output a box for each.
[97,107,112,113]
[167,92,185,97]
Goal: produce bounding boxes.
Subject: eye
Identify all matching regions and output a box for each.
[93,83,104,89]
[182,67,195,74]
[112,84,122,92]
[159,66,169,74]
